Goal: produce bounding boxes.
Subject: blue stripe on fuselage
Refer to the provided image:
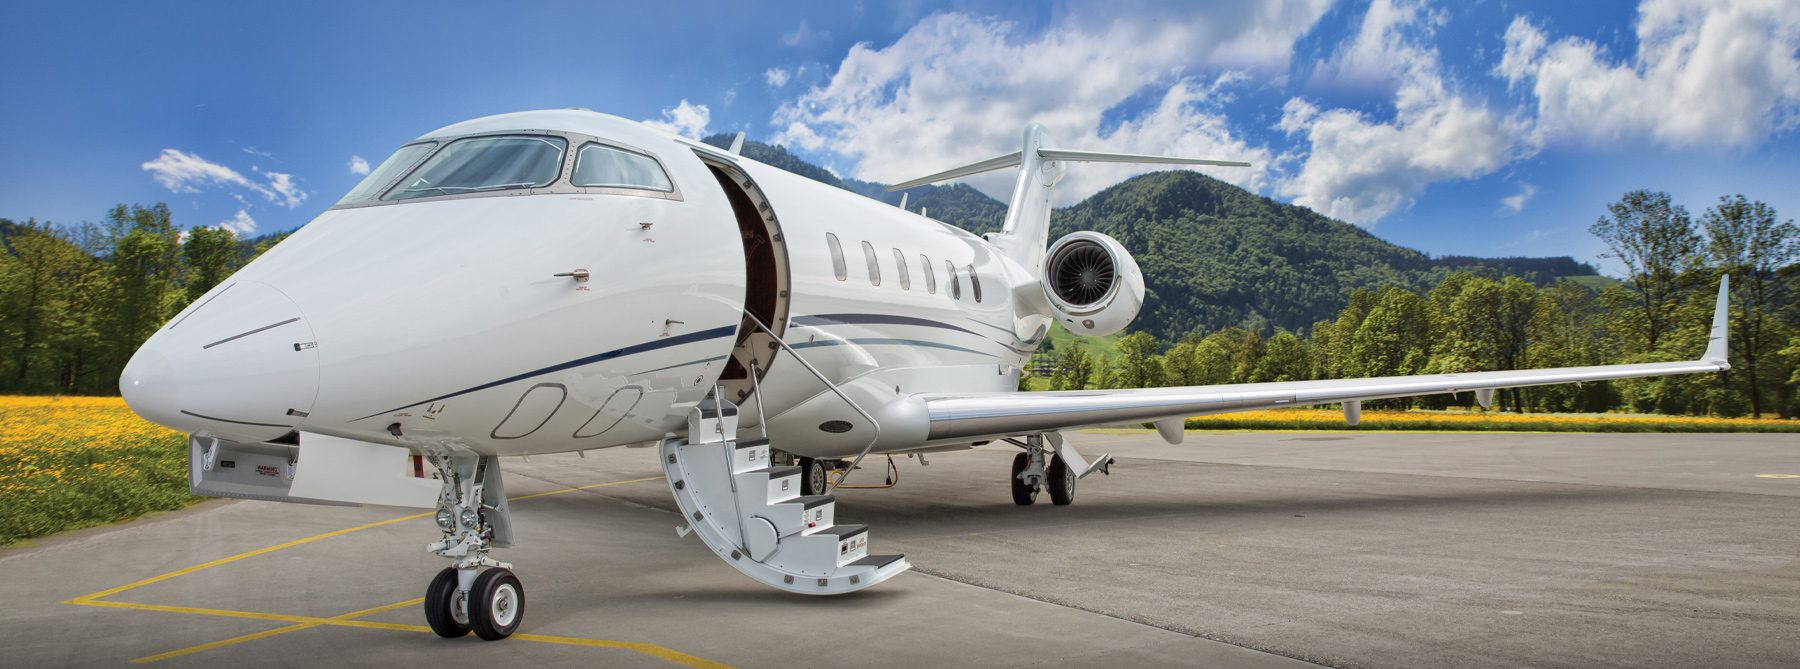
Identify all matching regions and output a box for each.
[350,325,737,422]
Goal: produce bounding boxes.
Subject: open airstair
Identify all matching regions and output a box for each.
[660,395,909,594]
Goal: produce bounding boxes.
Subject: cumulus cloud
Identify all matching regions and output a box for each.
[141,149,308,209]
[348,155,370,175]
[219,210,256,235]
[1500,183,1538,214]
[1273,0,1540,226]
[764,67,791,87]
[1499,0,1800,149]
[642,100,711,139]
[770,8,1330,204]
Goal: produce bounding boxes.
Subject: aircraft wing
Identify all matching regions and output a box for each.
[922,279,1731,442]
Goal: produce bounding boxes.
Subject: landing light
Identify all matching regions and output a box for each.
[435,507,454,530]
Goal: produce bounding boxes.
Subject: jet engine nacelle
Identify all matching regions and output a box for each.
[1042,231,1144,337]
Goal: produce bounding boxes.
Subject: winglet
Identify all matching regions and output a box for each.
[1702,275,1730,367]
[727,132,746,156]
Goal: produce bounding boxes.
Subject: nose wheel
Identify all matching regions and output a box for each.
[470,568,525,640]
[424,454,523,640]
[423,567,471,637]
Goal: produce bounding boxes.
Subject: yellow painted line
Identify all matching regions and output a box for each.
[1755,474,1800,478]
[79,598,731,668]
[67,475,664,603]
[131,598,424,663]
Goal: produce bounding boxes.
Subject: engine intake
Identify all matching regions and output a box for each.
[1042,232,1144,336]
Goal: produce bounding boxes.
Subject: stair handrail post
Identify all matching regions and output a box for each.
[748,360,768,439]
[741,312,881,494]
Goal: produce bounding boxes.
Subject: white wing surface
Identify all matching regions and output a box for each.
[923,279,1731,442]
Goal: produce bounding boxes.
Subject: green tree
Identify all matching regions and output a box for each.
[1116,332,1166,388]
[96,204,185,379]
[1349,287,1431,405]
[1702,195,1798,417]
[1590,190,1703,353]
[182,225,240,301]
[1250,332,1314,383]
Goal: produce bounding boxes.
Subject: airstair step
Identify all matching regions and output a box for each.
[848,554,906,570]
[815,524,869,565]
[734,437,770,450]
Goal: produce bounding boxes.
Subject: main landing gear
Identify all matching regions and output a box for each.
[422,454,524,640]
[1011,434,1092,506]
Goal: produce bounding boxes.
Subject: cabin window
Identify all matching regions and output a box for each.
[947,260,961,300]
[826,233,846,281]
[385,135,567,201]
[861,241,881,286]
[892,248,911,291]
[337,142,435,205]
[571,143,673,191]
[920,254,936,294]
[968,265,982,302]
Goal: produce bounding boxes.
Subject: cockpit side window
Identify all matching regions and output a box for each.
[572,143,673,191]
[384,135,567,201]
[335,142,435,206]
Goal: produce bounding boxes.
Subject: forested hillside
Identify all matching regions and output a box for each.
[702,134,1595,339]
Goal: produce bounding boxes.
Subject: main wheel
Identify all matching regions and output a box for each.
[1010,452,1038,506]
[799,457,828,495]
[424,567,470,638]
[470,568,525,640]
[1047,454,1076,506]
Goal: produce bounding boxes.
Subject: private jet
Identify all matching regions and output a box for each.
[119,109,1731,640]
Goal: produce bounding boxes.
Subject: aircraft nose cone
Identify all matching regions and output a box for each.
[119,281,320,442]
[120,347,179,427]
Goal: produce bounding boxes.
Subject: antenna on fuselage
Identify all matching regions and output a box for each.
[728,132,746,156]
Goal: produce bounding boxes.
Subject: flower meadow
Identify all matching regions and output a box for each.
[0,396,200,546]
[1182,408,1800,433]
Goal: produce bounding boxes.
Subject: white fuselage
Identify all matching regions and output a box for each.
[122,110,1046,460]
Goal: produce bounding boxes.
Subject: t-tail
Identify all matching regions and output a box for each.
[885,124,1251,275]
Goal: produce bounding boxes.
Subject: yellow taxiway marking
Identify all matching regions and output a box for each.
[61,475,733,668]
[1755,474,1800,478]
[129,598,424,663]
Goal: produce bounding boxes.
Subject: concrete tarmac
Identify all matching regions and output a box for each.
[4,430,1798,668]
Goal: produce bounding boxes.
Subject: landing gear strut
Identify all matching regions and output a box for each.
[1011,435,1048,505]
[422,454,523,640]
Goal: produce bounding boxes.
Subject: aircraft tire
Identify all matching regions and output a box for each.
[470,568,525,640]
[424,567,471,638]
[1010,452,1038,506]
[799,457,828,496]
[1047,454,1075,506]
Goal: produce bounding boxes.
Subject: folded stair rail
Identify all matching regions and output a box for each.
[741,312,880,494]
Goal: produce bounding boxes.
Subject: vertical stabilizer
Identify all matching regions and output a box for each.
[992,124,1066,275]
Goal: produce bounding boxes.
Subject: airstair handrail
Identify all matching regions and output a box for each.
[742,312,881,494]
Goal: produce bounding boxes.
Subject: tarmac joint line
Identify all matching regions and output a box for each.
[58,476,735,668]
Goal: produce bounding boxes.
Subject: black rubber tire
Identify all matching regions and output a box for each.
[424,567,470,638]
[1047,454,1076,506]
[1010,452,1038,506]
[799,457,828,495]
[470,568,525,640]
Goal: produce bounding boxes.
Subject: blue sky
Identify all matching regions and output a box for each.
[3,0,1797,275]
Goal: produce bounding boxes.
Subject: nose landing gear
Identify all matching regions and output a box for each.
[422,454,523,640]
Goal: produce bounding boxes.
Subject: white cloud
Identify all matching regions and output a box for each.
[770,8,1329,204]
[642,100,711,139]
[1499,0,1800,149]
[1272,0,1541,226]
[142,149,255,193]
[141,149,307,209]
[259,170,306,208]
[1500,183,1538,214]
[764,67,791,87]
[219,210,256,235]
[782,20,827,47]
[348,155,371,175]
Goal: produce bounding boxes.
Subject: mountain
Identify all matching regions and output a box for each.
[702,135,1598,340]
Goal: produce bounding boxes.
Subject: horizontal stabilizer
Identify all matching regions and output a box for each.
[885,151,1022,191]
[884,146,1250,191]
[1036,148,1250,168]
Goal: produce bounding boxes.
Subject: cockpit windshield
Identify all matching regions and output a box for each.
[335,142,435,206]
[383,135,567,201]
